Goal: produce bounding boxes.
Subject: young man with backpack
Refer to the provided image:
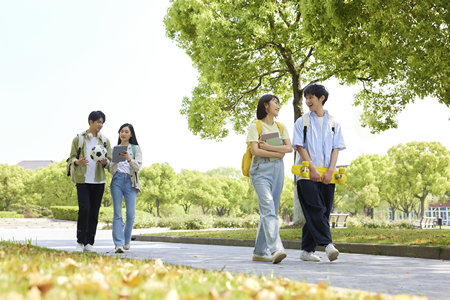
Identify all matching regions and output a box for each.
[68,111,111,252]
[292,83,346,262]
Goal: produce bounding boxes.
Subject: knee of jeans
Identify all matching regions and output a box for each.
[126,213,135,221]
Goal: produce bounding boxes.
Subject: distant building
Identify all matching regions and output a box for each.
[17,160,54,170]
[427,199,450,226]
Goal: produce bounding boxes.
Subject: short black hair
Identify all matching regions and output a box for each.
[303,83,329,105]
[117,123,139,145]
[256,94,280,120]
[88,111,106,124]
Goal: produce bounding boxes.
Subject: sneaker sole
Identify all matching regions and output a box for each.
[327,250,339,262]
[272,252,287,264]
[300,257,320,262]
[252,256,272,262]
[115,248,124,254]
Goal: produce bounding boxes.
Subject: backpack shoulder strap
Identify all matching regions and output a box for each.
[76,133,83,159]
[255,120,262,137]
[328,114,336,133]
[131,144,136,159]
[302,113,310,144]
[275,121,284,135]
[98,133,107,147]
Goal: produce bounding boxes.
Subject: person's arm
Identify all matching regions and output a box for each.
[251,142,285,159]
[322,148,340,184]
[258,139,293,153]
[296,146,320,182]
[128,146,143,172]
[70,136,88,166]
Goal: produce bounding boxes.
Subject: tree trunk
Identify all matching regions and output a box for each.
[156,198,160,218]
[292,74,306,226]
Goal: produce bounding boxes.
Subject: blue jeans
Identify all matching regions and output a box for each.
[110,172,137,247]
[249,157,285,255]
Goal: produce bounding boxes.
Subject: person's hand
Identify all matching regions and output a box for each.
[76,156,88,166]
[276,152,285,159]
[309,165,321,182]
[98,158,108,165]
[120,151,131,162]
[322,169,334,184]
[258,141,269,150]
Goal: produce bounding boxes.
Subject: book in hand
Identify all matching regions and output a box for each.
[260,132,282,162]
[112,145,128,163]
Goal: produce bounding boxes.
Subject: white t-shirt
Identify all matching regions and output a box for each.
[85,136,106,184]
[117,145,133,174]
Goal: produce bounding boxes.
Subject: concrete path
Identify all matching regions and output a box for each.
[1,219,449,299]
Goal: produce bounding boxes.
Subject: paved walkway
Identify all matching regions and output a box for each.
[1,219,449,299]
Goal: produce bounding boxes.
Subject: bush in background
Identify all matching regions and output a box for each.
[347,216,414,229]
[0,211,24,218]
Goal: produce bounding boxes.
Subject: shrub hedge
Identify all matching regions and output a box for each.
[49,206,261,229]
[0,211,24,218]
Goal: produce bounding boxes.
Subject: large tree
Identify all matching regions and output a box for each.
[139,163,178,217]
[343,155,384,218]
[164,0,447,138]
[30,161,77,208]
[388,142,450,219]
[0,164,27,211]
[301,0,449,132]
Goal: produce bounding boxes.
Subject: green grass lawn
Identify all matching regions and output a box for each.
[154,227,450,247]
[0,241,407,300]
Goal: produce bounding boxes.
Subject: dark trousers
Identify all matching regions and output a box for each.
[76,183,104,245]
[297,180,335,252]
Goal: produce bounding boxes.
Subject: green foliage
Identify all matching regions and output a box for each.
[337,142,449,220]
[164,0,446,139]
[388,142,450,218]
[30,161,77,208]
[50,206,79,221]
[213,214,260,229]
[50,205,157,229]
[0,211,24,218]
[164,0,316,138]
[161,227,450,247]
[154,214,260,230]
[0,164,27,211]
[139,163,178,217]
[300,0,449,132]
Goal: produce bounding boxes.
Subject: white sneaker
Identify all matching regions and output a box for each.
[75,243,84,252]
[124,243,130,250]
[252,254,272,262]
[115,246,124,253]
[325,244,339,261]
[271,250,287,264]
[300,250,320,262]
[84,244,94,253]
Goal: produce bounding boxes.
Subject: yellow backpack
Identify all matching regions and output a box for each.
[241,120,284,176]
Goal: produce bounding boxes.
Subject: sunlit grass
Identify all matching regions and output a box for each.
[154,228,450,247]
[0,241,425,299]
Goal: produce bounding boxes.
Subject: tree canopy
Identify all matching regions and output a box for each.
[301,0,449,132]
[164,0,449,139]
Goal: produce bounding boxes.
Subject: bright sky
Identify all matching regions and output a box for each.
[1,1,449,175]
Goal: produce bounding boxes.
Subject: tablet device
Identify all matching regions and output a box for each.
[112,145,128,163]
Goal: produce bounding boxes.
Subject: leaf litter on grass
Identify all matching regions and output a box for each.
[0,241,428,300]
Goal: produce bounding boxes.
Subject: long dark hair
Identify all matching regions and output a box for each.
[117,123,139,145]
[256,94,279,120]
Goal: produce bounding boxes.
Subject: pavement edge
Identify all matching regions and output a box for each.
[132,235,449,260]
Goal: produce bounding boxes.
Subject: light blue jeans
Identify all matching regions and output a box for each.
[249,157,285,256]
[110,172,137,247]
